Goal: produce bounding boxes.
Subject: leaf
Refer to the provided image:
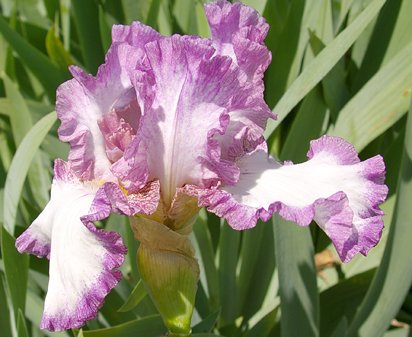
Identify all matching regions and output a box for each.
[330,41,412,151]
[320,269,374,337]
[273,217,319,337]
[1,228,29,329]
[71,0,104,73]
[308,32,350,121]
[237,224,266,314]
[118,280,147,312]
[45,27,73,70]
[193,213,219,311]
[192,309,220,333]
[238,223,276,323]
[15,0,49,29]
[381,0,412,63]
[330,318,348,337]
[2,72,50,207]
[264,0,322,108]
[353,0,412,90]
[3,111,56,235]
[264,0,386,138]
[243,307,278,337]
[218,223,240,325]
[1,73,33,145]
[17,309,29,337]
[0,273,13,337]
[241,0,268,14]
[146,0,162,30]
[124,218,140,282]
[344,100,412,336]
[60,0,71,51]
[98,5,112,52]
[279,86,328,161]
[81,315,166,337]
[173,0,199,35]
[121,0,151,24]
[0,125,13,173]
[383,328,411,337]
[0,15,68,99]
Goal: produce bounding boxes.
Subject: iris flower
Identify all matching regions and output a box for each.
[16,0,387,334]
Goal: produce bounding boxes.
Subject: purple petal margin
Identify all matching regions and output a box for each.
[40,258,124,330]
[200,136,388,262]
[15,231,51,259]
[40,205,127,330]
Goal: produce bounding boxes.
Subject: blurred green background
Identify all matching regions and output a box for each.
[0,0,411,336]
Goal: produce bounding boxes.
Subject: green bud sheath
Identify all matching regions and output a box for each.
[130,214,199,336]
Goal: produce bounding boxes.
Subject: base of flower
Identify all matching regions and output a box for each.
[130,216,199,336]
[166,331,192,337]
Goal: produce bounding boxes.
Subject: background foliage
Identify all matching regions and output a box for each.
[0,0,411,336]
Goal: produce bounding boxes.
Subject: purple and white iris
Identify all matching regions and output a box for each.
[15,0,388,332]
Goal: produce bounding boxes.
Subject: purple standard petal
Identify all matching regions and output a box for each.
[205,0,271,86]
[16,160,127,331]
[112,20,160,50]
[56,43,142,180]
[200,136,388,262]
[114,34,273,202]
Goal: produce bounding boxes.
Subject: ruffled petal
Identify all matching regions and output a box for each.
[15,205,53,258]
[200,136,388,262]
[114,34,273,204]
[205,0,271,85]
[112,21,160,49]
[115,36,237,201]
[16,160,126,331]
[56,43,141,180]
[83,180,161,222]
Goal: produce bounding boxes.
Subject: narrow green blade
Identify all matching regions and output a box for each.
[0,15,67,99]
[2,72,50,207]
[82,315,166,337]
[218,223,240,326]
[330,41,412,151]
[345,101,412,336]
[3,112,56,235]
[1,228,29,329]
[264,0,386,138]
[193,213,220,311]
[273,218,319,337]
[71,0,105,73]
[118,280,147,312]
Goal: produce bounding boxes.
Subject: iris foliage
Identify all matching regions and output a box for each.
[0,0,411,336]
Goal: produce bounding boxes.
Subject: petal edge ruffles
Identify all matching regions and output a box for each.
[200,136,388,262]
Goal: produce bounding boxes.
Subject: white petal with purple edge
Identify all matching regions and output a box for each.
[17,161,126,331]
[201,136,388,262]
[15,204,53,258]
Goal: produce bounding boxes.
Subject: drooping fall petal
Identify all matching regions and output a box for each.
[200,136,388,262]
[16,160,127,331]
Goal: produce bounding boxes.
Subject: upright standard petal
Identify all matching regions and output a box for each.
[112,20,160,50]
[205,0,271,85]
[115,34,273,203]
[56,43,142,180]
[200,136,388,262]
[17,160,126,331]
